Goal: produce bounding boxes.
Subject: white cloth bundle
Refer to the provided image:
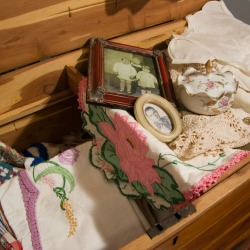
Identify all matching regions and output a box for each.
[0,141,146,250]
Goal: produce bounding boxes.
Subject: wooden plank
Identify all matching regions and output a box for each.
[0,90,74,126]
[0,98,83,151]
[0,0,210,73]
[0,65,67,113]
[112,19,187,50]
[173,193,249,249]
[154,202,250,250]
[0,19,186,124]
[220,229,250,250]
[0,0,106,20]
[0,52,81,115]
[203,214,250,250]
[120,163,250,250]
[66,66,83,95]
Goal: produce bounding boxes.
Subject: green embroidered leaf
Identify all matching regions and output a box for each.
[89,145,103,170]
[147,197,171,210]
[81,112,88,127]
[89,144,118,181]
[152,166,185,205]
[219,153,226,157]
[117,181,141,198]
[131,181,149,196]
[81,112,95,138]
[88,105,114,137]
[34,165,75,193]
[102,140,128,182]
[103,171,117,181]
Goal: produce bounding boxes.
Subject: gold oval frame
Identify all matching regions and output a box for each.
[134,94,182,142]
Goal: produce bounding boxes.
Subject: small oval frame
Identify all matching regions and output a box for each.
[134,94,182,142]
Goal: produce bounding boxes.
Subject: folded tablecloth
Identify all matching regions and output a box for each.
[0,141,147,250]
[0,75,249,249]
[77,77,250,211]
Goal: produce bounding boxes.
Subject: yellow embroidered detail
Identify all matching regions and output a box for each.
[62,199,78,237]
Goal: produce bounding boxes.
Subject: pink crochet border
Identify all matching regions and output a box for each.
[18,170,42,250]
[173,150,250,211]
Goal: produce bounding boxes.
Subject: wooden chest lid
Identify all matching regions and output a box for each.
[0,0,211,74]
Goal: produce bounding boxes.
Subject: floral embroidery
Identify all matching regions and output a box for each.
[80,89,250,210]
[33,156,78,237]
[0,142,25,167]
[173,150,250,211]
[62,200,78,237]
[19,170,42,250]
[99,112,161,196]
[0,162,19,185]
[85,104,185,210]
[158,153,227,171]
[58,148,80,166]
[40,175,56,189]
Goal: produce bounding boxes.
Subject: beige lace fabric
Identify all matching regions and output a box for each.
[169,109,250,159]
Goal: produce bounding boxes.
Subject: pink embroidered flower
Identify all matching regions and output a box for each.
[93,138,102,152]
[77,77,88,110]
[206,81,215,89]
[218,96,230,108]
[41,175,56,189]
[99,112,161,196]
[59,148,80,166]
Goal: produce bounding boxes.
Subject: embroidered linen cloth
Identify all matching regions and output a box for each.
[0,141,147,250]
[78,77,250,211]
[168,0,250,70]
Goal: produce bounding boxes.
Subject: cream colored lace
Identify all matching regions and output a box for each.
[169,109,250,159]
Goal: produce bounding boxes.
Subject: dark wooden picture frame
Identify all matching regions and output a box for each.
[87,37,175,107]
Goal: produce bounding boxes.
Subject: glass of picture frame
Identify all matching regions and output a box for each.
[134,94,182,142]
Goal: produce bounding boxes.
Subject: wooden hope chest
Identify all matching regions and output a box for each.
[0,0,250,249]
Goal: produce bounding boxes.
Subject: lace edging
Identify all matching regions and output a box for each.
[18,170,42,250]
[173,150,250,211]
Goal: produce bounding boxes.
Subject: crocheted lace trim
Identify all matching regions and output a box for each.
[169,109,250,159]
[173,150,250,211]
[18,170,42,250]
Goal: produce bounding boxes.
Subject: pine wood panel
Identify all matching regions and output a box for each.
[0,0,210,74]
[0,20,186,126]
[170,191,249,249]
[0,98,83,151]
[0,51,81,118]
[203,215,250,250]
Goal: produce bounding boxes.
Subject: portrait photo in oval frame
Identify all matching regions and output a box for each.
[134,94,182,142]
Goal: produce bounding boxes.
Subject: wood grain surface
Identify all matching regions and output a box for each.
[0,0,210,73]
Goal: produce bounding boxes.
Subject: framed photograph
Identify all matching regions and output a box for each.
[87,37,176,107]
[134,94,182,142]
